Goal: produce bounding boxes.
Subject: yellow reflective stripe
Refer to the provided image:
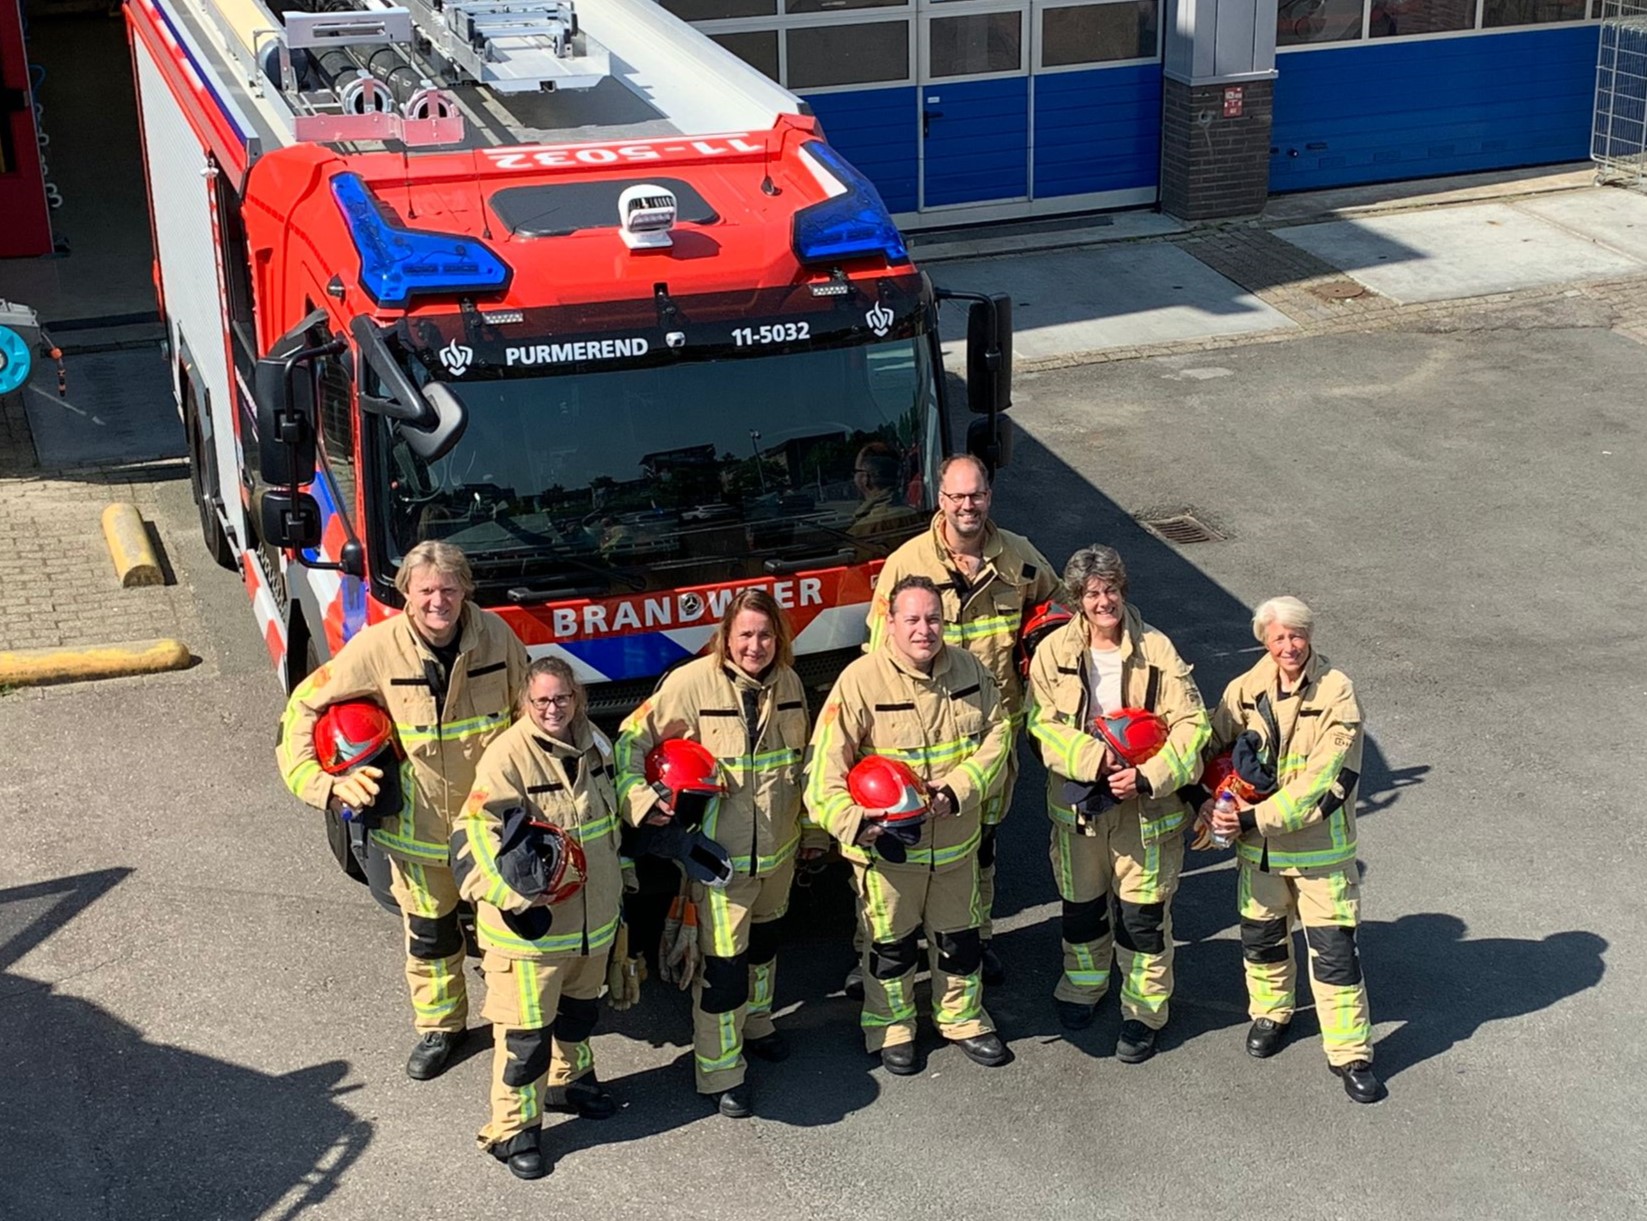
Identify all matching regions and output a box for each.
[395,712,508,746]
[457,812,519,909]
[1235,839,1357,870]
[369,827,448,861]
[805,709,846,822]
[720,747,803,773]
[942,612,1018,644]
[1029,701,1086,779]
[873,738,977,768]
[706,886,737,958]
[571,812,617,844]
[518,958,543,1027]
[286,759,323,797]
[476,911,621,956]
[728,830,801,876]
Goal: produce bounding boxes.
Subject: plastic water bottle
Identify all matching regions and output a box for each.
[1212,789,1236,849]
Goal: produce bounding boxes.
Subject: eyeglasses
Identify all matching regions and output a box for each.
[527,695,575,711]
[940,490,989,504]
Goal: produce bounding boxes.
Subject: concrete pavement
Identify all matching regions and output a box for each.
[4,301,1646,1218]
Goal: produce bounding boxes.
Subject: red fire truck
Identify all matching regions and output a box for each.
[125,0,1013,878]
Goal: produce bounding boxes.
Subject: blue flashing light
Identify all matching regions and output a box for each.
[791,141,910,267]
[331,173,511,308]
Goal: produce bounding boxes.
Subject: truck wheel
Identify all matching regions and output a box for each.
[185,386,236,571]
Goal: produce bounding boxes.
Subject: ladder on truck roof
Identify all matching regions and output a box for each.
[177,0,803,153]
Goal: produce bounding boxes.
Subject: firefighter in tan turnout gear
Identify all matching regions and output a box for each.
[451,657,626,1179]
[865,454,1057,988]
[278,541,527,1080]
[615,589,811,1120]
[1200,596,1381,1104]
[1027,545,1208,1064]
[809,574,1013,1074]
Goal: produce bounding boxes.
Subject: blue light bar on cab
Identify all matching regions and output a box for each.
[331,172,511,308]
[791,141,910,266]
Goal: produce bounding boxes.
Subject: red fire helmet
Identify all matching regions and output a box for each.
[1090,707,1170,767]
[314,700,398,776]
[1017,600,1074,679]
[645,739,728,807]
[532,819,589,906]
[848,756,929,824]
[1200,753,1263,804]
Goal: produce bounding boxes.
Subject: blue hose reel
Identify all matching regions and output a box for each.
[0,325,31,396]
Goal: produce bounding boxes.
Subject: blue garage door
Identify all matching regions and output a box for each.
[1271,22,1601,193]
[920,4,1032,208]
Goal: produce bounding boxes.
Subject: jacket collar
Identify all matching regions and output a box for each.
[1059,603,1145,663]
[531,715,594,758]
[401,603,481,659]
[883,641,957,683]
[927,511,1005,570]
[721,660,780,694]
[1252,645,1329,695]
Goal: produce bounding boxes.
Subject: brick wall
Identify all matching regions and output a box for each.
[1160,77,1274,222]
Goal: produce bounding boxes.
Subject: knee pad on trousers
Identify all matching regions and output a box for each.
[868,930,921,981]
[1241,916,1291,965]
[503,1027,552,1087]
[748,919,783,967]
[701,953,750,1015]
[1305,924,1363,986]
[1062,897,1110,945]
[1114,900,1167,956]
[978,826,999,869]
[934,928,982,977]
[553,994,599,1045]
[406,911,463,961]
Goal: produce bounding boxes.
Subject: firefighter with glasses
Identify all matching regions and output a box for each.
[809,574,1012,1075]
[451,657,625,1179]
[278,541,527,1081]
[864,453,1057,988]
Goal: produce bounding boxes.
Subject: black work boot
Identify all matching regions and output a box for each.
[491,1128,546,1181]
[1116,1020,1158,1064]
[715,1083,753,1119]
[745,1031,790,1063]
[1246,1017,1291,1059]
[406,1029,466,1080]
[1331,1060,1384,1104]
[1055,999,1098,1031]
[952,1032,1010,1067]
[880,1042,918,1075]
[547,1072,616,1120]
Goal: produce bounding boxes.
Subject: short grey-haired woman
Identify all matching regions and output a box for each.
[1201,595,1381,1103]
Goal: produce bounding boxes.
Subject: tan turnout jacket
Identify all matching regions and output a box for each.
[451,715,624,958]
[805,645,1009,867]
[614,655,812,877]
[1206,648,1363,874]
[867,513,1058,719]
[1027,606,1209,842]
[277,606,527,863]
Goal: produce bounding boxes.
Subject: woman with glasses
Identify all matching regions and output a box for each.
[616,588,812,1120]
[451,657,624,1180]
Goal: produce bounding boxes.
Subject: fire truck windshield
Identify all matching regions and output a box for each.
[370,333,940,596]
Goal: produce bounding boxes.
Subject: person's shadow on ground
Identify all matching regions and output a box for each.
[0,870,370,1221]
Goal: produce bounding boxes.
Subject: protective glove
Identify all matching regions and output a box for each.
[1187,812,1219,852]
[605,922,647,1010]
[332,766,382,815]
[658,892,700,991]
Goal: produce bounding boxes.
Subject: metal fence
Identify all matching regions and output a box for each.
[1596,0,1647,185]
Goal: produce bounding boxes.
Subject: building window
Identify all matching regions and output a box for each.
[1041,2,1160,66]
[928,11,1023,76]
[1481,0,1589,24]
[1367,0,1475,37]
[787,21,911,87]
[1277,0,1365,44]
[784,0,907,11]
[711,29,781,77]
[659,0,777,18]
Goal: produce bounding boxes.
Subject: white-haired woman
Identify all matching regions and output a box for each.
[1201,595,1380,1103]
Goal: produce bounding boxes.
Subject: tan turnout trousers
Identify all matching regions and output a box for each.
[1048,807,1184,1028]
[1238,864,1372,1066]
[691,858,795,1093]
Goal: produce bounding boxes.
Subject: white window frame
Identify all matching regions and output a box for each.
[1031,0,1164,76]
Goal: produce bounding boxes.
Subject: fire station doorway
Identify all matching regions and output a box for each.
[917,0,1162,221]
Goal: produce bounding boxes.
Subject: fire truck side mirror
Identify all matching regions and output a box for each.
[254,354,317,487]
[259,489,322,551]
[966,413,1014,475]
[965,294,1012,416]
[400,382,468,463]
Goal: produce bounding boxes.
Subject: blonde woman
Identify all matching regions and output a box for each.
[452,657,624,1178]
[1202,596,1379,1103]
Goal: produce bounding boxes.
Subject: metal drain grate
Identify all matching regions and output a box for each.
[1137,512,1226,545]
